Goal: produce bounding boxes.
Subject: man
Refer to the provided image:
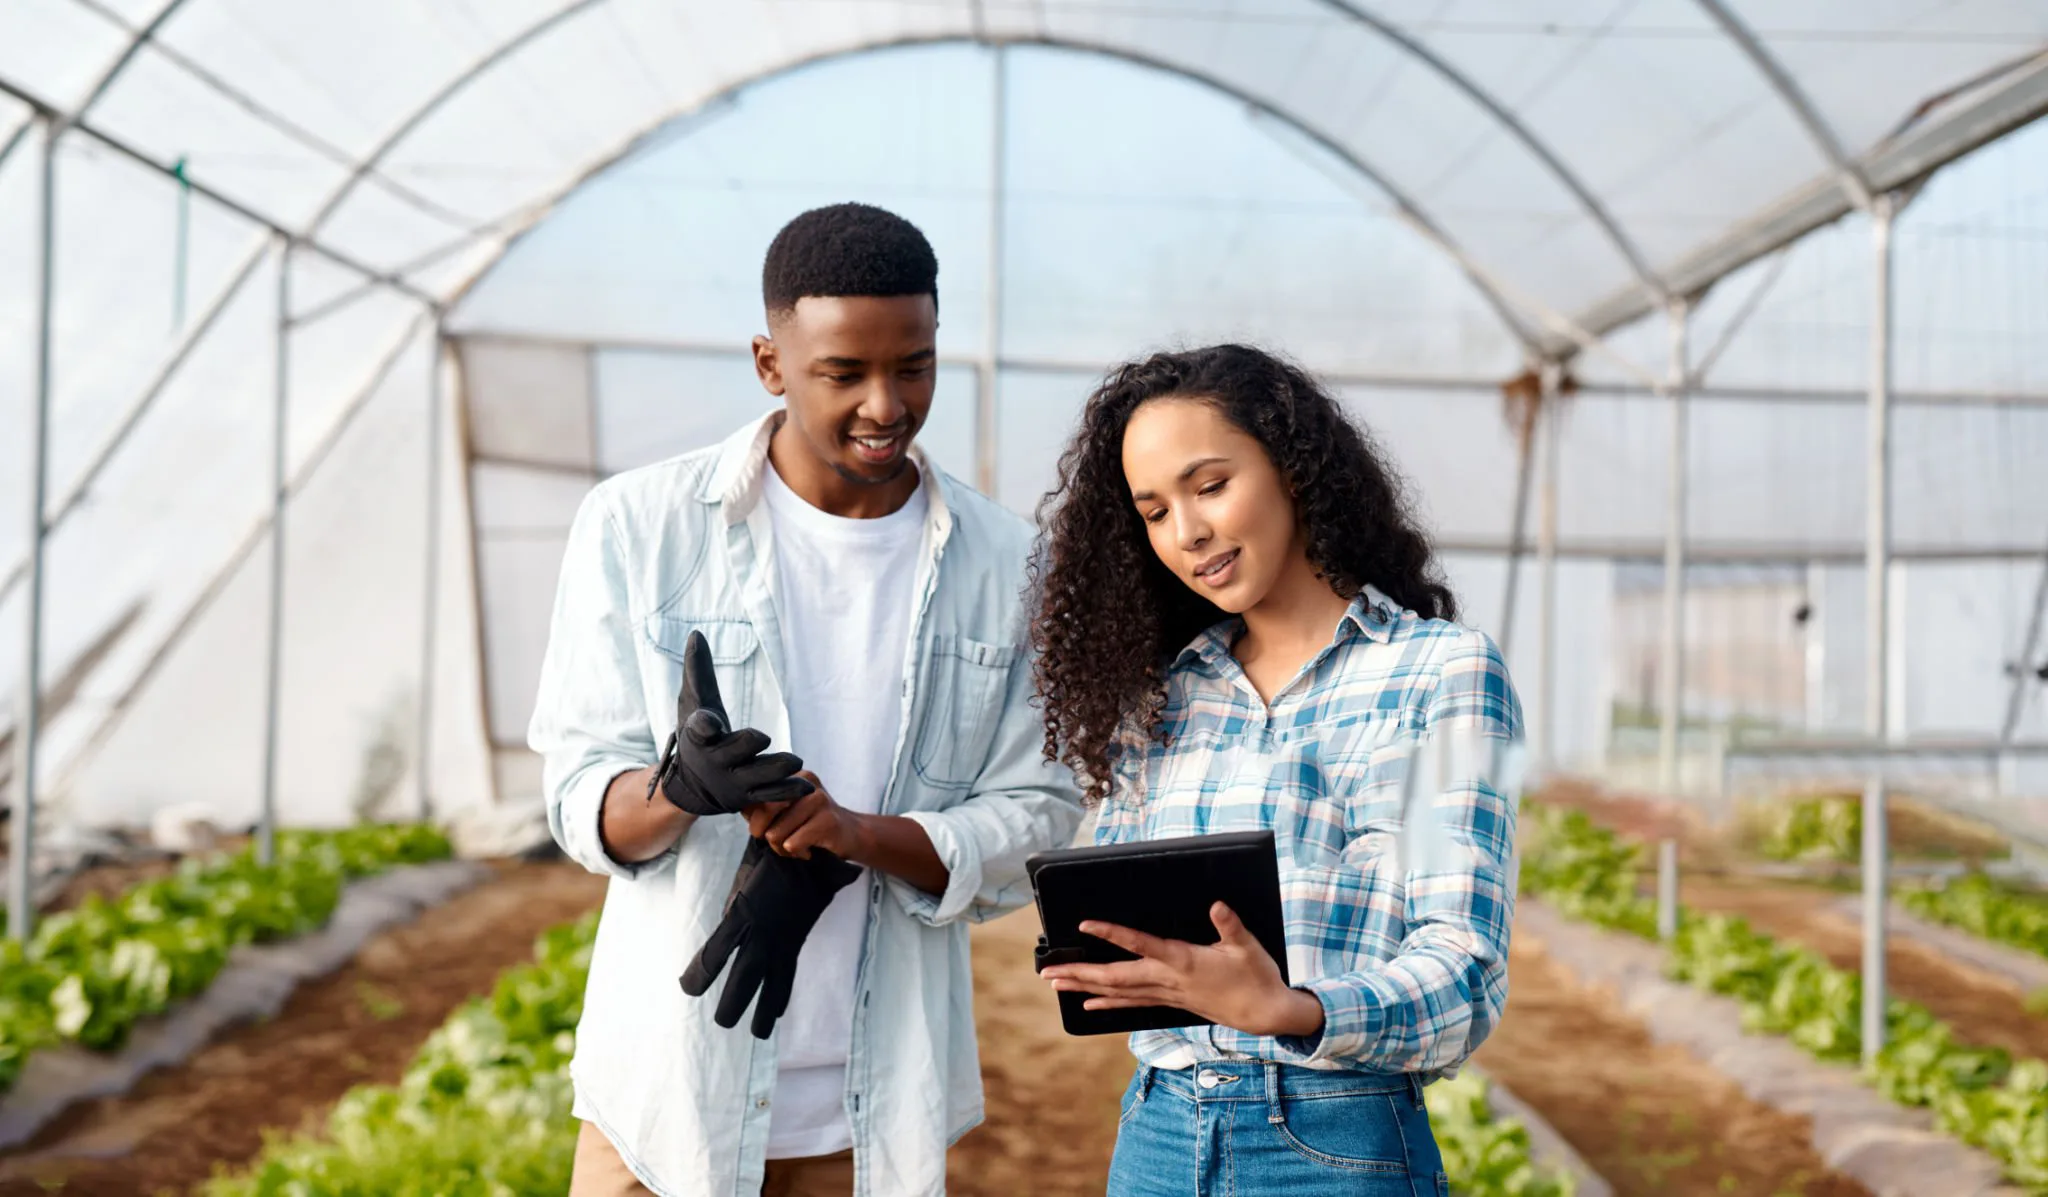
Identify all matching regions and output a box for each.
[529,202,1082,1197]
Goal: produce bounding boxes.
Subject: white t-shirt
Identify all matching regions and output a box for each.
[758,463,928,1160]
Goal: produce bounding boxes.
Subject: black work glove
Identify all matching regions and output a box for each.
[651,630,813,817]
[680,836,862,1039]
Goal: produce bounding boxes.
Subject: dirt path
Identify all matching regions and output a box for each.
[951,902,1869,1197]
[0,836,1892,1197]
[0,859,609,1196]
[952,909,1133,1195]
[1535,779,2048,1061]
[1471,932,1869,1197]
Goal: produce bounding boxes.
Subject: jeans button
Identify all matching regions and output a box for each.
[1198,1070,1220,1089]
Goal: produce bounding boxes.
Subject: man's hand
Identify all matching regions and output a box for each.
[656,630,814,817]
[746,772,871,860]
[746,772,951,897]
[1038,902,1324,1039]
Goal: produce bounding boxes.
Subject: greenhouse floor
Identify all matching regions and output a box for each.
[957,887,1870,1197]
[1538,783,2048,1063]
[0,859,608,1196]
[4,803,1999,1196]
[1469,934,1868,1197]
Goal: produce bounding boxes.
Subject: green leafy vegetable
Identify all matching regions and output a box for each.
[1755,795,1861,863]
[201,914,596,1196]
[207,907,1582,1196]
[1428,1070,1579,1196]
[0,824,451,1094]
[1903,872,2048,962]
[1520,800,2048,1191]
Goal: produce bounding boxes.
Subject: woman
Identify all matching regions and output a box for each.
[1030,344,1524,1196]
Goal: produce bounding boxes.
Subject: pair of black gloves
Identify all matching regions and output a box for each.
[656,630,863,1039]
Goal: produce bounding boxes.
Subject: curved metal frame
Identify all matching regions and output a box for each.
[1309,0,1669,299]
[26,0,2048,345]
[18,0,1545,352]
[68,0,195,126]
[299,0,617,236]
[285,0,1668,328]
[1690,0,1873,208]
[276,2,1544,356]
[427,33,1547,356]
[0,0,193,173]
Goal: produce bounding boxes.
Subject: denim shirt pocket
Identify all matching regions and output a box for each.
[643,616,764,732]
[910,633,1018,789]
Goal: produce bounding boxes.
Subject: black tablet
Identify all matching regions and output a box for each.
[1027,830,1289,1037]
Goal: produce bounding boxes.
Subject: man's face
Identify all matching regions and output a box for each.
[753,294,938,488]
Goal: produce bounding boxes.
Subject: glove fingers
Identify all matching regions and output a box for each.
[683,707,730,749]
[680,631,730,726]
[742,776,816,808]
[680,917,747,998]
[751,960,797,1040]
[711,727,771,762]
[715,954,769,1031]
[809,849,864,889]
[730,750,806,787]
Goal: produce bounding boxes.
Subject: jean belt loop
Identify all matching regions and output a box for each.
[1407,1071,1426,1111]
[1137,1066,1155,1104]
[1264,1060,1286,1125]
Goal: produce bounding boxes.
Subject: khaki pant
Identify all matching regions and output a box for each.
[571,1121,856,1197]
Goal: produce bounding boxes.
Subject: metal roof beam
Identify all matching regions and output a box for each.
[1692,0,1874,209]
[419,32,1555,360]
[1312,0,1671,302]
[0,74,440,309]
[1562,51,2048,353]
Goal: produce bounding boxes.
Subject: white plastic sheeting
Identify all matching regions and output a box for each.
[1,4,2045,828]
[8,2,2046,356]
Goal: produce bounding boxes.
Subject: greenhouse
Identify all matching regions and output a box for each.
[2,3,2048,1194]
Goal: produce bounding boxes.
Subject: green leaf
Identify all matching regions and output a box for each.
[1903,872,2048,963]
[1519,799,2048,1190]
[202,912,599,1196]
[0,824,451,1095]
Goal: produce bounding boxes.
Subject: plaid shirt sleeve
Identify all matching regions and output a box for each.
[1272,627,1523,1072]
[1088,723,1152,848]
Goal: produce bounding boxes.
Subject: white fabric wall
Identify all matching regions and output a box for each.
[61,328,494,828]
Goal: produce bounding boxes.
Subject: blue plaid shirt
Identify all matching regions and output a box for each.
[1094,585,1524,1077]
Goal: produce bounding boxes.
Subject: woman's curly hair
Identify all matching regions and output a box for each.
[1028,343,1456,802]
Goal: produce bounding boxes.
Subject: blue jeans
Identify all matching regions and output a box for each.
[1105,1062,1447,1197]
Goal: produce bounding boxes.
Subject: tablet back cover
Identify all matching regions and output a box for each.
[1028,831,1288,1036]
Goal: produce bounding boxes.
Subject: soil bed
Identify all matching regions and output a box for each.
[0,859,608,1196]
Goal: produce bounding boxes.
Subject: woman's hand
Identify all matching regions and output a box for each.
[1039,902,1325,1039]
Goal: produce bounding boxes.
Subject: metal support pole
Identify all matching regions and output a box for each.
[2002,535,2048,743]
[9,120,57,942]
[1536,362,1562,772]
[1657,839,1680,939]
[1805,562,1827,732]
[1862,193,1897,1067]
[1657,299,1690,941]
[417,328,444,821]
[976,46,1006,498]
[1496,378,1540,663]
[258,236,292,866]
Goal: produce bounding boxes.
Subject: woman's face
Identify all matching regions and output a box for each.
[1121,396,1302,615]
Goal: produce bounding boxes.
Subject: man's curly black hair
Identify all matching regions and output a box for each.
[762,202,938,319]
[1028,343,1457,802]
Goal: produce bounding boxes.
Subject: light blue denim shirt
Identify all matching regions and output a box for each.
[528,413,1084,1197]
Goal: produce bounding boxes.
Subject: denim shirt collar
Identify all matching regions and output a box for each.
[698,411,955,551]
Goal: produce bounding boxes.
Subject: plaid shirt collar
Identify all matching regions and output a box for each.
[1173,583,1403,676]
